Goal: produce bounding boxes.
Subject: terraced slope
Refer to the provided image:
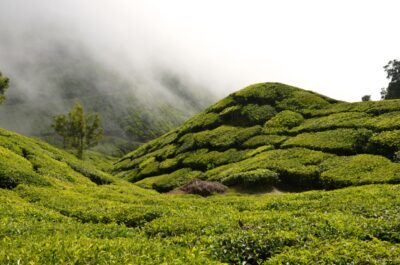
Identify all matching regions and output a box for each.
[0,127,119,189]
[114,83,400,192]
[2,127,400,263]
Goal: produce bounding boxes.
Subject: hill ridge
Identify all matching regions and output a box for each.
[114,82,400,192]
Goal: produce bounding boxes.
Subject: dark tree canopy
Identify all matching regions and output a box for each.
[361,95,371,102]
[52,102,103,159]
[383,60,400,99]
[0,72,10,104]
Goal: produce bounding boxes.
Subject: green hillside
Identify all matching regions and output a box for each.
[1,127,400,263]
[114,82,400,192]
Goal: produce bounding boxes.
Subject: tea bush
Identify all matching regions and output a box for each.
[221,169,280,187]
[282,128,372,154]
[264,110,304,129]
[320,154,400,188]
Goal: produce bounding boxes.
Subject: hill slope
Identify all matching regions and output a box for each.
[0,41,214,155]
[114,82,400,192]
[1,127,400,263]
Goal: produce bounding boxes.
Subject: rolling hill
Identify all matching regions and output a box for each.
[1,125,400,263]
[114,82,400,192]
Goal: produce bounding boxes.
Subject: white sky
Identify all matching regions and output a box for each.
[134,0,400,101]
[1,0,400,102]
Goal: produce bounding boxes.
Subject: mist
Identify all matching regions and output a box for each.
[0,0,400,137]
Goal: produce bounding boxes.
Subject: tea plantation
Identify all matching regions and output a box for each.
[2,83,400,263]
[115,83,400,192]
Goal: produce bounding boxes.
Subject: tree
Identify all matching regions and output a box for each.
[383,59,400,99]
[0,72,10,104]
[361,95,371,102]
[52,102,103,159]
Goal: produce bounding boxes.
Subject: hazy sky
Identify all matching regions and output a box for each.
[1,0,399,102]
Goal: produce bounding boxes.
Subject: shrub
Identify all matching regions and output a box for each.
[276,90,330,111]
[207,148,333,187]
[320,154,400,188]
[305,99,400,117]
[178,125,262,152]
[211,230,299,264]
[233,83,294,103]
[367,111,400,130]
[245,145,274,158]
[268,239,400,264]
[240,104,277,124]
[290,112,371,133]
[179,179,228,196]
[67,161,114,185]
[264,110,304,129]
[243,135,287,148]
[368,130,400,156]
[0,146,50,189]
[181,148,247,170]
[135,168,203,192]
[282,128,372,154]
[221,169,280,187]
[179,112,221,134]
[206,95,236,113]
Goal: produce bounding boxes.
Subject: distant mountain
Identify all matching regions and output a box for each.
[114,82,400,192]
[0,41,215,155]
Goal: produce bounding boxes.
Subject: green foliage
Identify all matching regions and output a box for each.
[2,134,400,265]
[207,148,332,187]
[244,145,274,158]
[178,125,261,152]
[243,135,287,148]
[276,90,330,111]
[0,127,116,189]
[222,169,280,187]
[305,100,400,117]
[233,83,294,103]
[219,104,277,126]
[291,111,371,133]
[0,146,49,189]
[179,112,221,134]
[265,110,304,128]
[114,82,400,194]
[182,148,247,170]
[282,128,372,154]
[53,101,104,159]
[362,95,371,101]
[383,59,400,99]
[136,168,202,192]
[320,154,400,188]
[368,130,400,156]
[240,104,277,124]
[367,111,400,130]
[0,71,9,104]
[206,95,236,113]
